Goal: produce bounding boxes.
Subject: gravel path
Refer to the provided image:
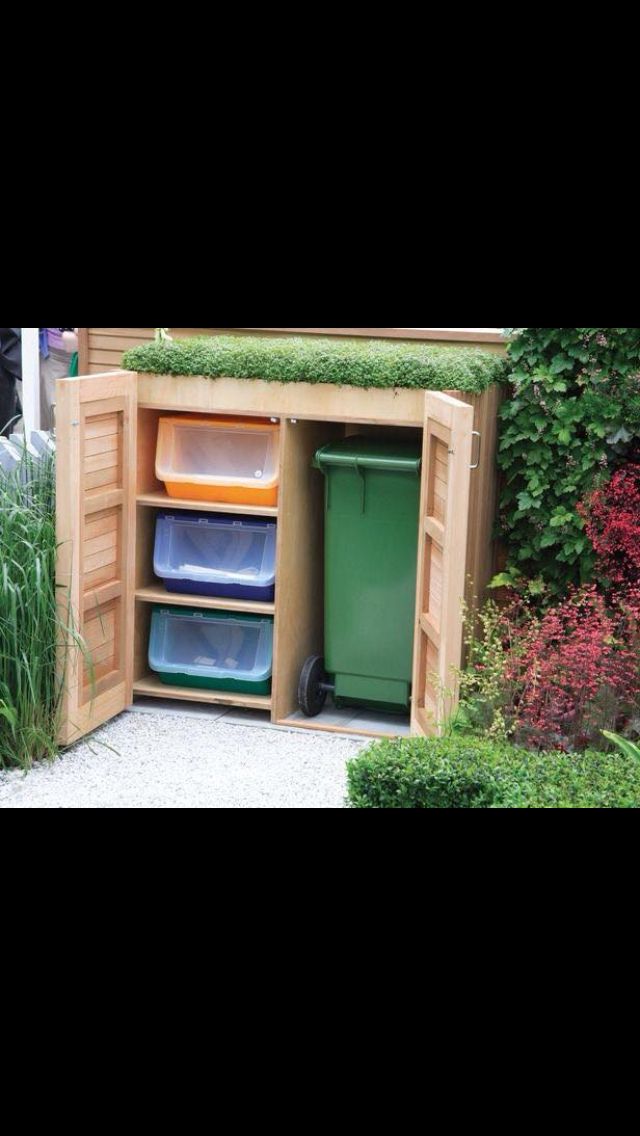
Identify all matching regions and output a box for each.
[0,709,367,809]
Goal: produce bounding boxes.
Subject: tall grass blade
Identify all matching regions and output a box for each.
[0,449,77,769]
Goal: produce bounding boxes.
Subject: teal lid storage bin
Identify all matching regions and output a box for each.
[149,607,273,695]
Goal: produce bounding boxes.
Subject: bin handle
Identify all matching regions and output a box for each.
[355,459,367,513]
[325,458,368,512]
[470,431,482,471]
[315,452,422,475]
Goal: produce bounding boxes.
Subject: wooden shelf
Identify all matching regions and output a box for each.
[135,585,275,616]
[133,673,272,711]
[137,491,278,517]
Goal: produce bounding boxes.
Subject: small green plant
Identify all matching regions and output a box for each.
[454,599,519,741]
[603,732,640,761]
[123,334,507,395]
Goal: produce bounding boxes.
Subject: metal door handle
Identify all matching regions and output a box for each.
[470,431,482,471]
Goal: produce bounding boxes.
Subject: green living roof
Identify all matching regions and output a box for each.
[122,335,506,394]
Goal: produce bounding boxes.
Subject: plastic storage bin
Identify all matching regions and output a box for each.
[300,437,421,716]
[149,607,273,695]
[154,512,277,602]
[155,417,280,506]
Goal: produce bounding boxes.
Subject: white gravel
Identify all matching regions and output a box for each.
[0,709,367,809]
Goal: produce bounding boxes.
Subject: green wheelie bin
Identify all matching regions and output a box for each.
[299,436,422,717]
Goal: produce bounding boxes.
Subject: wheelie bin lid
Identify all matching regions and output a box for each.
[314,436,422,474]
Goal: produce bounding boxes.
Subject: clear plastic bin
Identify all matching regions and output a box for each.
[149,607,273,695]
[155,417,280,505]
[154,513,277,602]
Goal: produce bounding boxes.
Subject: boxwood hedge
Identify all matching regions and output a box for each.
[346,736,640,808]
[122,335,507,395]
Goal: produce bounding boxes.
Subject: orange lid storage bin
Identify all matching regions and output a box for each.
[155,417,280,506]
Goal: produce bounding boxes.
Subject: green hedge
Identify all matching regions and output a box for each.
[498,328,640,589]
[122,335,507,395]
[346,736,640,808]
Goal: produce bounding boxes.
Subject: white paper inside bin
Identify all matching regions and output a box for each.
[156,517,276,585]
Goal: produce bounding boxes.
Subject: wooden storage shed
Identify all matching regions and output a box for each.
[57,354,504,747]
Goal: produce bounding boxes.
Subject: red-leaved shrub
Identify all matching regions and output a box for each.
[581,464,640,587]
[462,461,640,752]
[505,586,640,750]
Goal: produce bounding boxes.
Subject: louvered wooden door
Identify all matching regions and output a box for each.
[412,393,474,735]
[56,372,137,745]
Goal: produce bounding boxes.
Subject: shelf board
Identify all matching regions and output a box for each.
[135,585,275,616]
[277,717,408,740]
[133,673,272,711]
[137,492,278,518]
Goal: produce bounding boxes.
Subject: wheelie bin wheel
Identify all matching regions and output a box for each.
[299,656,328,717]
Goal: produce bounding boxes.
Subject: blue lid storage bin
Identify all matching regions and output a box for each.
[149,607,274,695]
[154,512,277,602]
